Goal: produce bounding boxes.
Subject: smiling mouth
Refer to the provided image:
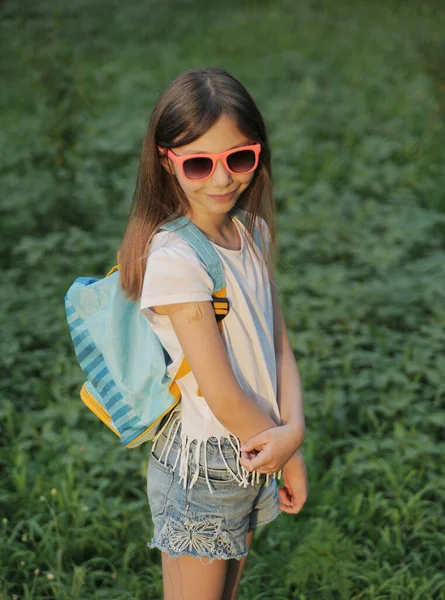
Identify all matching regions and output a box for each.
[207,190,237,197]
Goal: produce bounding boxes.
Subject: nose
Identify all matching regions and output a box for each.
[212,159,232,187]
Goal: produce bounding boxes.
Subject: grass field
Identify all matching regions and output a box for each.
[1,0,445,598]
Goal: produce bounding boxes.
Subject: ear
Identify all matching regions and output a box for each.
[157,146,174,175]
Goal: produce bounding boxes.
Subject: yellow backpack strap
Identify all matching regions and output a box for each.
[106,251,121,277]
[106,264,119,276]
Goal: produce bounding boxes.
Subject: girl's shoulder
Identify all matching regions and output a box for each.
[148,228,196,257]
[141,228,214,304]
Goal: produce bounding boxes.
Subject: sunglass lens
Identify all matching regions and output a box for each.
[227,149,256,173]
[183,157,213,180]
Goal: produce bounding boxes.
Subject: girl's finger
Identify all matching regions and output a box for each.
[279,500,293,509]
[278,487,292,505]
[240,450,255,462]
[240,450,270,471]
[279,490,307,513]
[239,453,254,470]
[284,498,306,514]
[240,432,268,453]
[279,503,303,514]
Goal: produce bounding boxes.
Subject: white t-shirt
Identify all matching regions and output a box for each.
[140,210,281,493]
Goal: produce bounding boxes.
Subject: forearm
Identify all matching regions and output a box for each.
[213,390,279,443]
[215,334,306,451]
[212,333,306,445]
[276,331,306,446]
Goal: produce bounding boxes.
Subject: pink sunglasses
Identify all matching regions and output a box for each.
[164,143,261,182]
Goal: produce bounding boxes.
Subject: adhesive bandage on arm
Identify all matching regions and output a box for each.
[165,301,213,329]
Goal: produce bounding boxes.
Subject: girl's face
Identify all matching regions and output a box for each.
[162,114,256,218]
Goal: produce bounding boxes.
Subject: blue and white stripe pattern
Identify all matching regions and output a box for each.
[65,294,147,447]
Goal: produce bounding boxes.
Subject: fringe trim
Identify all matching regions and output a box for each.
[151,409,282,495]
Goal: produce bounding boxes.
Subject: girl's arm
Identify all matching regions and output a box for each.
[238,262,306,473]
[158,300,279,443]
[272,280,306,446]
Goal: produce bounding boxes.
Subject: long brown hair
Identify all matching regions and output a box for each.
[119,67,277,301]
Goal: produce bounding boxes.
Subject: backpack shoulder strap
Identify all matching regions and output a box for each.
[158,216,229,397]
[159,216,226,294]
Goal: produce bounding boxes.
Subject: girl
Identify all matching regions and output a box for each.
[119,67,308,600]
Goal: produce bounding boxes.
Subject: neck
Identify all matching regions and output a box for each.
[185,207,236,240]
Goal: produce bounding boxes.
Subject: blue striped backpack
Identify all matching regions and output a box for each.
[64,208,261,448]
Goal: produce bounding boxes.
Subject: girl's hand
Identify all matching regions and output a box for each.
[239,423,304,474]
[278,450,309,514]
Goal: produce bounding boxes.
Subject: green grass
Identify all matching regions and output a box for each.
[1,0,445,598]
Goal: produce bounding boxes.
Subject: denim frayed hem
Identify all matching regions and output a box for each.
[146,539,249,565]
[147,505,248,564]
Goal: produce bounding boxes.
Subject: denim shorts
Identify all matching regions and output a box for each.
[146,418,283,562]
